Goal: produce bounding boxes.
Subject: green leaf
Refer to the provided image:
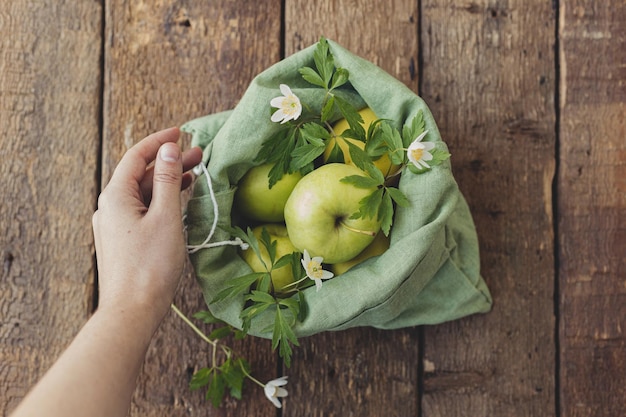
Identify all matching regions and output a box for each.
[206,371,226,408]
[325,141,345,163]
[430,148,452,164]
[296,291,308,322]
[345,141,373,173]
[321,95,336,123]
[364,122,388,158]
[290,252,305,286]
[255,127,290,164]
[246,290,277,305]
[240,301,273,323]
[407,163,428,175]
[257,127,298,188]
[273,253,296,270]
[363,161,386,184]
[221,358,247,400]
[256,272,272,294]
[190,367,212,391]
[330,67,350,90]
[272,308,300,368]
[379,192,394,236]
[290,143,327,171]
[211,272,264,304]
[386,186,411,208]
[334,96,365,141]
[208,326,232,340]
[351,187,384,220]
[313,37,333,87]
[402,110,425,148]
[258,227,276,265]
[278,297,300,317]
[300,122,331,145]
[381,122,405,165]
[299,66,326,88]
[192,310,222,325]
[340,174,380,189]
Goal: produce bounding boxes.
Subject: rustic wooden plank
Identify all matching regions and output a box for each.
[283,2,421,416]
[102,1,282,415]
[558,1,626,416]
[420,1,557,415]
[0,1,102,415]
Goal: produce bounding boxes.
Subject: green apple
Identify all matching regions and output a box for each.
[323,107,400,177]
[331,231,390,275]
[284,163,382,264]
[239,224,299,293]
[234,163,302,222]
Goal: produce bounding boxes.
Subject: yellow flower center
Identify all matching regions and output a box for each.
[282,97,299,116]
[411,148,424,161]
[307,261,324,279]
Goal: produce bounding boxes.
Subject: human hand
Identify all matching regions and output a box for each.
[92,127,203,327]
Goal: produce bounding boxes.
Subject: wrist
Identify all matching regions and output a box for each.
[93,300,167,344]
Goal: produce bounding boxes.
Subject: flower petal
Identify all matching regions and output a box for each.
[413,130,428,143]
[270,376,289,387]
[271,110,285,123]
[279,83,292,97]
[425,142,436,149]
[320,270,334,280]
[270,97,284,108]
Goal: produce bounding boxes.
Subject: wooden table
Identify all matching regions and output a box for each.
[2,1,624,416]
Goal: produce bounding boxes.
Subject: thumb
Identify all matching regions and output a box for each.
[150,142,183,215]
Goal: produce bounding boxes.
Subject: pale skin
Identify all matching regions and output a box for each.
[9,127,204,417]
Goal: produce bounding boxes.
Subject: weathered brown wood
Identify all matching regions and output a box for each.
[0,2,102,415]
[4,1,626,416]
[283,2,421,416]
[102,1,282,415]
[420,1,557,415]
[558,1,626,416]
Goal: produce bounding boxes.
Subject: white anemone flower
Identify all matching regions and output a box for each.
[407,130,435,169]
[270,84,302,124]
[301,249,334,292]
[264,376,289,408]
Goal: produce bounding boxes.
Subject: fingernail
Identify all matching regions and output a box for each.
[160,143,180,162]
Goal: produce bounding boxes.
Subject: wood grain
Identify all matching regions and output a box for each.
[0,2,102,414]
[102,1,282,415]
[558,1,626,416]
[2,0,624,415]
[420,1,557,415]
[283,1,420,415]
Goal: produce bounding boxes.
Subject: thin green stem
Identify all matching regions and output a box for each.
[240,365,265,388]
[279,275,308,290]
[170,304,217,348]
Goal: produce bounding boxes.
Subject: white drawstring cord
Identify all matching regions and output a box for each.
[186,163,249,254]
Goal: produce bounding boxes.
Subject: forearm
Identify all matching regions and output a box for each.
[10,305,161,417]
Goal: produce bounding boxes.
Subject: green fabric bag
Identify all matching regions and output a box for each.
[182,39,492,339]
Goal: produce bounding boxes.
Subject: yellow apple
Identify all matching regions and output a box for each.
[330,231,390,276]
[234,163,302,222]
[239,224,299,294]
[323,107,400,177]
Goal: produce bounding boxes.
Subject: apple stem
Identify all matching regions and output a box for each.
[339,221,377,237]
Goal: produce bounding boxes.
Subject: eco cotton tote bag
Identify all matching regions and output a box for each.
[182,39,492,339]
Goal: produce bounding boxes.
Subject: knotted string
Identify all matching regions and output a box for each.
[185,163,249,254]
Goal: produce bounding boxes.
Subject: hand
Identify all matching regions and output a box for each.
[92,127,203,327]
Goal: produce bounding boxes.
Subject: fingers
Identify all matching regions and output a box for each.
[139,146,203,203]
[149,142,184,217]
[110,127,181,186]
